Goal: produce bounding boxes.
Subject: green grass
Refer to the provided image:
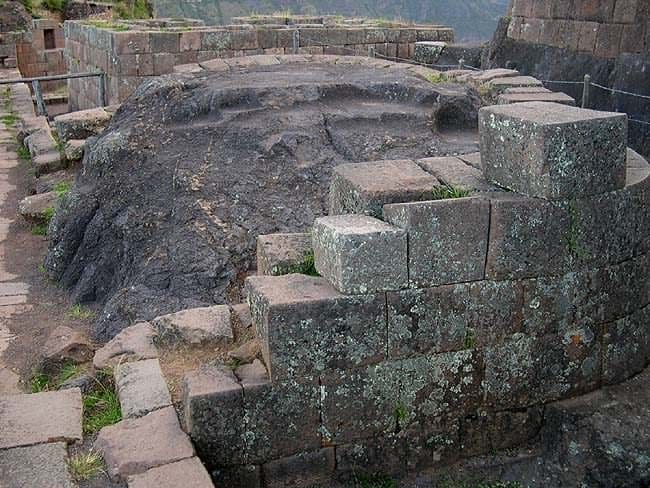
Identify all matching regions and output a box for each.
[464,330,476,349]
[0,114,19,128]
[113,0,151,20]
[83,373,122,434]
[431,185,471,200]
[67,304,96,320]
[425,72,448,84]
[43,206,55,224]
[68,451,105,481]
[30,361,84,392]
[30,371,51,392]
[41,0,66,12]
[31,224,48,236]
[277,250,320,277]
[17,145,31,161]
[54,180,71,200]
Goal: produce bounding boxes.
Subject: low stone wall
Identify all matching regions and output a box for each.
[181,98,649,486]
[16,19,66,92]
[63,17,454,110]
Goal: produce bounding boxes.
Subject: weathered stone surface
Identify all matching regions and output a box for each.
[230,303,252,328]
[24,127,57,157]
[246,274,386,381]
[484,327,601,409]
[262,448,335,488]
[58,372,95,393]
[0,442,76,488]
[34,170,72,195]
[479,102,627,199]
[0,367,21,394]
[413,41,446,64]
[329,160,438,218]
[43,324,93,365]
[312,214,407,294]
[17,191,57,222]
[336,434,408,476]
[64,139,85,162]
[486,75,543,92]
[256,233,312,276]
[235,358,268,386]
[95,406,194,480]
[33,151,65,176]
[127,457,214,488]
[0,389,83,449]
[152,305,233,345]
[384,197,490,287]
[416,156,498,192]
[93,322,159,369]
[115,359,172,418]
[182,365,245,467]
[406,416,461,470]
[497,90,576,105]
[228,339,261,363]
[54,107,113,142]
[602,306,650,385]
[485,195,572,279]
[470,68,520,83]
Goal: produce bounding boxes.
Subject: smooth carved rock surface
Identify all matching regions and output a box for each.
[0,389,83,449]
[115,358,172,418]
[95,406,194,480]
[329,160,439,218]
[479,102,627,199]
[152,305,233,345]
[312,214,408,294]
[127,457,214,488]
[93,322,159,369]
[44,62,480,340]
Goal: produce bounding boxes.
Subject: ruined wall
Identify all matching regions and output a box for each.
[507,0,649,58]
[64,18,453,110]
[183,100,650,486]
[16,19,66,92]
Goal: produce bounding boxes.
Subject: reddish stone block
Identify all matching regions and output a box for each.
[113,32,150,54]
[180,32,202,52]
[613,0,639,23]
[149,31,180,53]
[578,21,599,52]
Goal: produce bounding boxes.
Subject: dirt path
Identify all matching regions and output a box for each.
[0,79,94,394]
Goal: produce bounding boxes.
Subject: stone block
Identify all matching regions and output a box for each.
[43,324,93,365]
[151,305,233,345]
[95,406,195,480]
[246,274,386,381]
[336,434,408,477]
[486,76,543,93]
[383,197,490,287]
[242,376,321,464]
[485,195,571,279]
[312,215,407,294]
[479,102,627,200]
[613,0,640,23]
[93,322,159,369]
[64,139,85,162]
[201,31,232,51]
[577,21,599,52]
[0,389,83,449]
[256,233,312,276]
[153,52,177,74]
[54,107,112,141]
[18,191,57,222]
[212,465,261,488]
[262,448,335,488]
[149,31,180,53]
[182,365,245,467]
[115,359,172,419]
[406,416,461,470]
[328,160,438,217]
[180,31,202,52]
[594,23,623,58]
[231,30,258,50]
[127,457,213,488]
[602,306,649,386]
[413,41,446,65]
[0,443,75,488]
[113,32,151,54]
[498,91,576,105]
[484,327,601,409]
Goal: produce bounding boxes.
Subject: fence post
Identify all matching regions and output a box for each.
[99,72,108,107]
[458,58,465,70]
[582,74,591,109]
[368,46,375,58]
[292,30,300,55]
[31,80,47,117]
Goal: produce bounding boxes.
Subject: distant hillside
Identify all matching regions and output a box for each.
[152,0,510,42]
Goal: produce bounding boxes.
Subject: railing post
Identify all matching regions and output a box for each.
[582,74,591,109]
[459,58,465,70]
[368,46,375,58]
[31,80,47,117]
[99,72,108,107]
[292,30,300,55]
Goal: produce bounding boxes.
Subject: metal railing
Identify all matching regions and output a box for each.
[0,71,108,117]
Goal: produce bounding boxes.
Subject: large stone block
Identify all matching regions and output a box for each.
[336,433,408,477]
[602,306,649,386]
[313,215,407,294]
[262,448,335,488]
[479,102,627,200]
[328,160,438,218]
[256,233,312,276]
[383,197,490,287]
[246,274,386,382]
[416,156,498,193]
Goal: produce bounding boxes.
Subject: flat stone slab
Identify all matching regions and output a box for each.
[0,389,83,449]
[54,107,113,142]
[0,367,21,394]
[115,359,172,419]
[256,233,312,276]
[152,306,233,345]
[0,442,75,488]
[487,76,544,92]
[17,191,57,222]
[479,102,627,199]
[329,160,439,218]
[416,156,498,192]
[127,457,214,488]
[313,214,408,294]
[95,406,195,480]
[94,322,159,370]
[498,91,576,105]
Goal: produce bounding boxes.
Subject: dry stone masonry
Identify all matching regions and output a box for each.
[183,100,649,486]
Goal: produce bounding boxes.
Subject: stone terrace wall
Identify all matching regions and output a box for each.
[63,17,453,110]
[507,0,649,58]
[16,19,66,92]
[182,100,649,486]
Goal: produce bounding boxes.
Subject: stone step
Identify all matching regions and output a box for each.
[127,457,214,488]
[0,389,83,449]
[151,305,233,346]
[498,91,575,105]
[115,358,172,419]
[256,233,312,276]
[0,442,76,488]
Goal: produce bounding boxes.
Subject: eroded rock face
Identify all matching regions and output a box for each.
[45,62,480,340]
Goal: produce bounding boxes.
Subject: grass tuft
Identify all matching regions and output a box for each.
[83,372,122,434]
[277,250,320,277]
[31,224,48,236]
[425,72,448,84]
[68,451,105,481]
[17,145,31,161]
[431,184,471,200]
[0,113,19,128]
[54,180,71,200]
[67,304,96,320]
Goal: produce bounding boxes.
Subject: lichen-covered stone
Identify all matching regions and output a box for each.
[383,197,490,287]
[256,233,312,276]
[328,160,438,218]
[336,433,408,477]
[602,306,650,385]
[484,328,601,409]
[262,448,335,488]
[312,215,407,294]
[479,102,627,200]
[416,156,498,193]
[405,416,461,470]
[246,274,386,381]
